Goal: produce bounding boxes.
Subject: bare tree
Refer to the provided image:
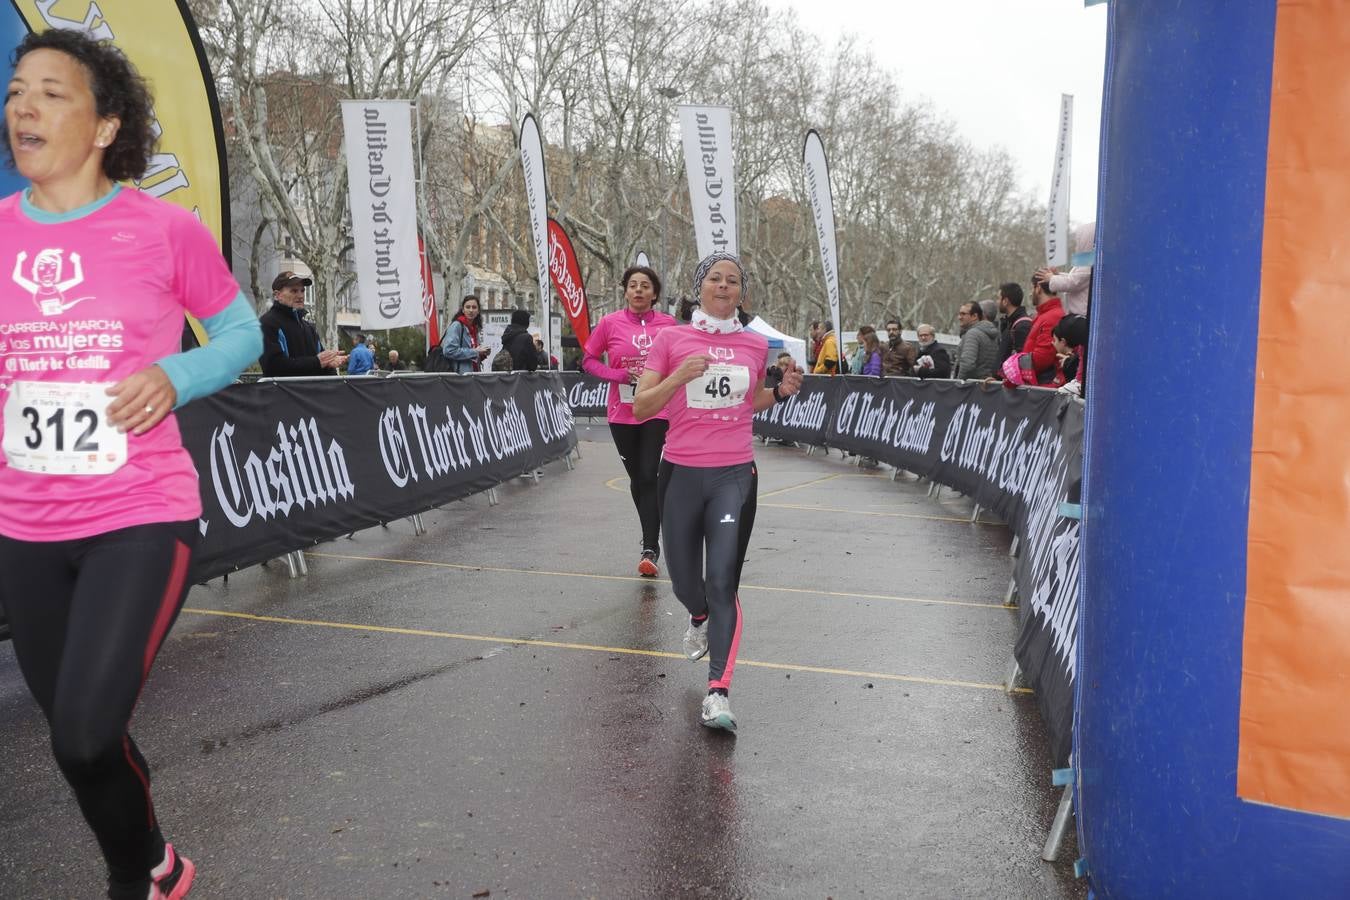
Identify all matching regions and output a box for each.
[196,0,489,347]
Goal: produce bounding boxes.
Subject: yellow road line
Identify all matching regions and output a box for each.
[757,472,844,498]
[180,607,1032,694]
[601,476,999,525]
[302,551,1011,611]
[760,501,1000,525]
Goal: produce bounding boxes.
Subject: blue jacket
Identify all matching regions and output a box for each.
[348,342,375,375]
[441,316,481,374]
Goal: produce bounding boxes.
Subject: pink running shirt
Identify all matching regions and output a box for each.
[0,188,239,541]
[643,326,768,467]
[582,307,680,425]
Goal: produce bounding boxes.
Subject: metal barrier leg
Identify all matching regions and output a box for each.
[1004,576,1019,607]
[970,503,983,524]
[1042,781,1075,862]
[530,469,541,484]
[409,513,427,536]
[565,454,575,471]
[487,487,500,506]
[1009,535,1020,558]
[1004,655,1023,692]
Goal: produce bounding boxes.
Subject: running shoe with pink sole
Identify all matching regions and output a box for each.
[149,843,195,899]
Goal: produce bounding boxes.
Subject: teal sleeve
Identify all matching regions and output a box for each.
[156,292,263,408]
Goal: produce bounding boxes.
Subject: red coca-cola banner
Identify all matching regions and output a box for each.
[547,218,591,346]
[418,236,440,351]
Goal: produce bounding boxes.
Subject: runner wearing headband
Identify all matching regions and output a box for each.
[633,252,803,730]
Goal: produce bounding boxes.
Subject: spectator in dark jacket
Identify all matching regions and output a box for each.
[501,309,539,372]
[997,282,1032,363]
[259,271,346,376]
[955,302,1000,379]
[1051,314,1089,396]
[913,324,952,379]
[883,319,916,376]
[765,351,796,390]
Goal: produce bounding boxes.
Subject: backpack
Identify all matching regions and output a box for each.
[490,347,513,372]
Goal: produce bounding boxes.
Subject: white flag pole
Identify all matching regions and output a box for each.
[519,114,553,365]
[803,130,843,376]
[1046,94,1074,267]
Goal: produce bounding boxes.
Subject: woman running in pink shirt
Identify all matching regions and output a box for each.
[633,253,803,730]
[0,30,260,899]
[582,266,679,576]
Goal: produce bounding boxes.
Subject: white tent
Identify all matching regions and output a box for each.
[746,316,808,370]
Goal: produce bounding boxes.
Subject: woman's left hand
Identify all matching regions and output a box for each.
[779,365,804,397]
[106,365,177,435]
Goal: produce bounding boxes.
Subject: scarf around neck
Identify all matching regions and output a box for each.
[691,308,743,335]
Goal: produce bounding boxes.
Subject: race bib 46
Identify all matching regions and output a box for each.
[685,364,751,410]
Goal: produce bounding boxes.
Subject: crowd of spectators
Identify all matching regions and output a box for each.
[800,238,1093,397]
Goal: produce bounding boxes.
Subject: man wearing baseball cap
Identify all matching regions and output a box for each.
[258,270,346,376]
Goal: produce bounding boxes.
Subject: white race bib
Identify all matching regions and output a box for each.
[685,364,752,410]
[3,381,127,475]
[617,382,636,405]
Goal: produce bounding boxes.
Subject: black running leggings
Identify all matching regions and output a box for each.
[658,460,757,690]
[610,419,669,553]
[0,520,198,886]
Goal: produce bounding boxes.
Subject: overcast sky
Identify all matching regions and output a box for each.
[761,0,1108,224]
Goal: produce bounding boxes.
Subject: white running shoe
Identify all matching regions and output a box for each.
[683,619,708,661]
[700,693,736,731]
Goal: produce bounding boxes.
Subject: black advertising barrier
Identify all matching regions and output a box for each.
[750,375,1081,766]
[178,373,577,584]
[557,370,610,417]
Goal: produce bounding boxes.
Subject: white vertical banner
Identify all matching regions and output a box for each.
[1045,94,1073,267]
[635,251,651,268]
[678,105,737,260]
[803,130,842,362]
[519,113,553,358]
[341,100,423,330]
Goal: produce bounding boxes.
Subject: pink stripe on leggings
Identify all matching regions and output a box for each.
[142,540,191,680]
[709,593,743,691]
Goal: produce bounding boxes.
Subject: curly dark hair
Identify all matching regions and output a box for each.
[620,265,662,301]
[2,28,156,181]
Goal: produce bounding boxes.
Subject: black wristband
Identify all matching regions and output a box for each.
[772,384,786,403]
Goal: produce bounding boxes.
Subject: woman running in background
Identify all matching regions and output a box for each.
[633,253,803,730]
[583,265,679,576]
[0,29,261,899]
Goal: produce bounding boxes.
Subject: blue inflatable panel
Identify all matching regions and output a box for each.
[0,7,30,199]
[1077,0,1350,896]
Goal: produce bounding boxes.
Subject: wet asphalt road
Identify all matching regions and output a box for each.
[0,425,1083,899]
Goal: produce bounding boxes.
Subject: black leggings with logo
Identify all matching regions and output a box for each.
[0,520,198,888]
[610,418,669,554]
[657,460,758,690]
